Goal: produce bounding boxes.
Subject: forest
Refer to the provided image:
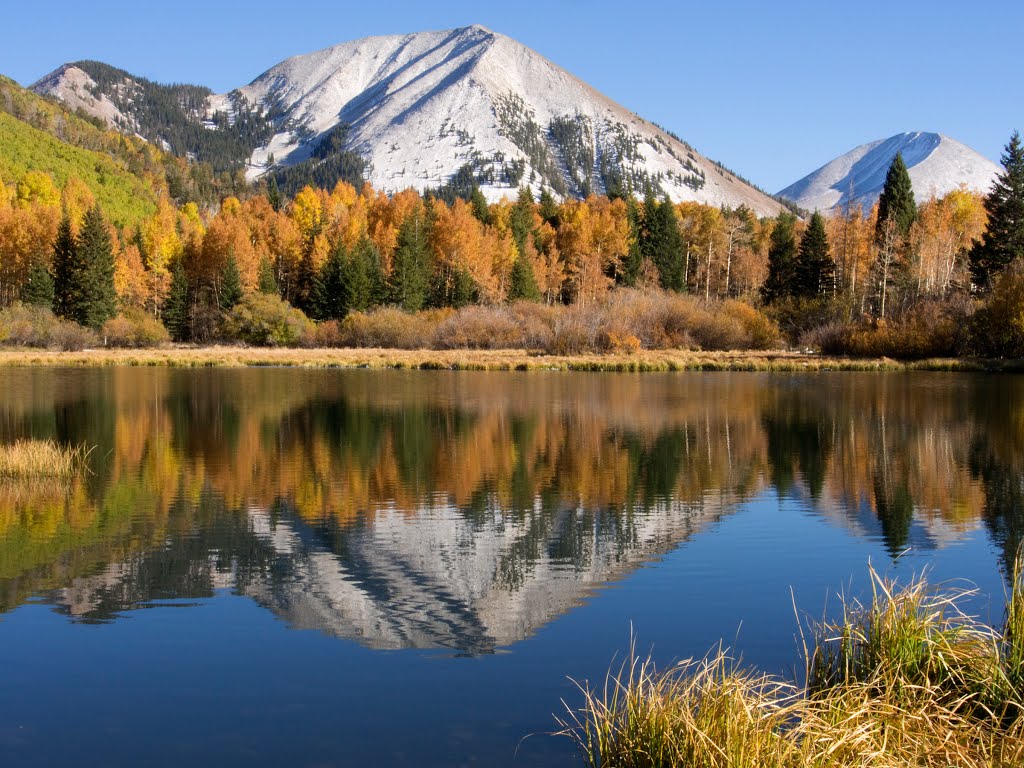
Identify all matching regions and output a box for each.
[0,118,1022,358]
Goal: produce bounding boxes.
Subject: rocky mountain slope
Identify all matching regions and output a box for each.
[33,25,783,213]
[777,131,999,213]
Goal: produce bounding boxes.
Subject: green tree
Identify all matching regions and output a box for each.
[267,176,282,213]
[346,236,384,312]
[391,210,432,311]
[314,242,347,321]
[219,254,243,312]
[163,259,190,342]
[646,196,684,291]
[75,205,117,330]
[876,152,918,242]
[761,212,798,304]
[258,256,279,295]
[538,187,559,228]
[620,197,644,287]
[21,261,55,307]
[508,255,540,302]
[469,186,492,225]
[795,212,834,298]
[51,210,77,319]
[970,130,1024,291]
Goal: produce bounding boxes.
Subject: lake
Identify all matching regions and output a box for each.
[0,368,1020,767]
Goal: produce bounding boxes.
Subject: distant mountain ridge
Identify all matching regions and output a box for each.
[32,25,784,214]
[777,132,999,213]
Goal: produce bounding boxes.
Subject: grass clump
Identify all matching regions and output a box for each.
[558,562,1024,767]
[0,439,91,478]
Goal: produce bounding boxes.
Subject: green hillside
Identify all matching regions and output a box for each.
[0,109,158,227]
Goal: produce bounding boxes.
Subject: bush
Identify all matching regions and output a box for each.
[971,266,1024,358]
[338,307,451,349]
[221,293,314,347]
[47,320,99,351]
[801,299,969,359]
[101,308,170,348]
[0,304,98,350]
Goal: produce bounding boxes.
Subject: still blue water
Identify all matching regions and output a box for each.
[0,369,1016,766]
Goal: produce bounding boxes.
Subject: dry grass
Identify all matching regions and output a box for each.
[558,562,1024,767]
[0,345,1005,372]
[0,439,90,478]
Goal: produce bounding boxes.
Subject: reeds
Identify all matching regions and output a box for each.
[0,439,91,478]
[558,562,1024,767]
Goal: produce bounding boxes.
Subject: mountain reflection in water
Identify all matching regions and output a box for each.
[1,369,1021,654]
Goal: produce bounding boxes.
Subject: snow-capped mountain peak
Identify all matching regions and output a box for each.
[777,132,999,212]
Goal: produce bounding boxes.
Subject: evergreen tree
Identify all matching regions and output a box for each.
[314,242,348,320]
[761,212,799,304]
[509,186,535,256]
[267,176,282,213]
[538,187,559,228]
[449,268,477,308]
[970,130,1024,291]
[163,259,190,342]
[647,197,685,291]
[508,256,541,302]
[75,205,117,330]
[391,211,432,311]
[21,261,55,308]
[469,186,492,225]
[795,212,834,298]
[51,210,77,319]
[620,197,644,286]
[345,237,384,312]
[876,153,918,242]
[219,254,243,312]
[258,256,279,295]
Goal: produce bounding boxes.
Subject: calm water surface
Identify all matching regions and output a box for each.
[0,369,1020,766]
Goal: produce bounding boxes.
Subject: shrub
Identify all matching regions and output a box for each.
[338,307,451,349]
[971,266,1024,358]
[47,320,98,351]
[101,308,170,348]
[432,306,525,349]
[221,293,314,347]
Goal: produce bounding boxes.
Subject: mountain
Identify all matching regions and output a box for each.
[32,26,784,214]
[0,76,158,226]
[777,132,1000,213]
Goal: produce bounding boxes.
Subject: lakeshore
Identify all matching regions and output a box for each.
[0,346,1020,372]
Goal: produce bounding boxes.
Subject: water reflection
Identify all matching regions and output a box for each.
[0,369,1020,652]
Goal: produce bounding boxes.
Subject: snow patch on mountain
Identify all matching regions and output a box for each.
[777,132,999,212]
[32,64,133,130]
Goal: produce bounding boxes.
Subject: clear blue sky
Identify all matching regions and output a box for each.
[3,0,1019,193]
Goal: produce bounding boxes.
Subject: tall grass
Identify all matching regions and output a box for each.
[559,562,1024,767]
[0,439,91,478]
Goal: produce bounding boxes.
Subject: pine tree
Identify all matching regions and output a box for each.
[647,197,684,291]
[51,210,77,319]
[21,261,55,307]
[508,256,541,302]
[347,236,384,312]
[258,256,279,295]
[970,130,1024,291]
[219,254,243,312]
[391,211,432,311]
[795,212,834,298]
[761,213,799,304]
[163,259,190,342]
[619,197,644,286]
[470,186,492,225]
[315,242,348,320]
[509,186,535,256]
[876,153,918,242]
[267,176,282,213]
[75,205,117,330]
[538,187,559,228]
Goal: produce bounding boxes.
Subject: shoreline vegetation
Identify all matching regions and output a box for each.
[558,563,1024,767]
[0,345,1022,372]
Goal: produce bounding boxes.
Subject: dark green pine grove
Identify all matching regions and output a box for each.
[970,131,1024,291]
[761,213,798,304]
[390,211,433,311]
[219,254,244,312]
[162,259,190,342]
[52,205,117,330]
[795,212,834,298]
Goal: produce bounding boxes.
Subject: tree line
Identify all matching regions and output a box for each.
[0,130,1022,355]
